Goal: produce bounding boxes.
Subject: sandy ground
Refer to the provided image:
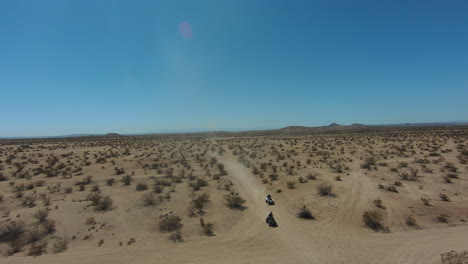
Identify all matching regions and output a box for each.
[1,131,468,263]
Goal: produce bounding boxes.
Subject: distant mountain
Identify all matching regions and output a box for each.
[328,123,341,127]
[105,133,122,137]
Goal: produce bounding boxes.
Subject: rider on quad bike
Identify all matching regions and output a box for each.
[266,211,278,227]
[265,194,275,205]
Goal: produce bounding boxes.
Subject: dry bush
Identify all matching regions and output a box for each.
[106,178,115,186]
[268,174,279,181]
[361,157,376,169]
[96,196,113,211]
[436,214,450,223]
[406,215,417,227]
[121,175,133,185]
[202,223,215,236]
[191,193,210,213]
[41,219,56,234]
[87,193,113,211]
[33,209,49,223]
[28,240,48,256]
[21,193,37,207]
[373,198,385,209]
[421,197,431,206]
[287,181,296,189]
[135,183,148,191]
[52,237,69,254]
[363,211,385,231]
[188,178,208,191]
[169,231,183,242]
[440,250,468,264]
[142,193,158,206]
[0,220,26,244]
[335,175,342,181]
[159,216,183,232]
[298,176,307,183]
[86,217,96,225]
[307,173,318,180]
[317,182,333,196]
[225,194,246,209]
[297,206,314,220]
[439,193,450,202]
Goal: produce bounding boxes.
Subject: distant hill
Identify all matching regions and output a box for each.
[105,133,122,137]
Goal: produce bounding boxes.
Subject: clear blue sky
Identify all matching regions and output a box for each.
[1,0,467,137]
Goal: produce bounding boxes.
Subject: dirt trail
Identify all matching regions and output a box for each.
[6,155,468,264]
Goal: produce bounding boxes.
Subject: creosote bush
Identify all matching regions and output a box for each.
[317,182,333,196]
[440,250,468,264]
[297,206,314,219]
[159,216,183,232]
[225,194,246,209]
[363,210,384,231]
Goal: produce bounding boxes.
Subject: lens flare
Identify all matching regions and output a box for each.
[179,22,192,39]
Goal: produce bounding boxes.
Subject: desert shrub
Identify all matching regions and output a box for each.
[298,176,307,183]
[363,210,384,231]
[159,216,183,232]
[87,193,113,211]
[361,157,376,169]
[440,250,468,264]
[28,240,48,256]
[373,198,385,209]
[153,185,163,194]
[406,216,417,227]
[192,193,210,212]
[106,178,115,186]
[121,175,133,185]
[0,220,25,243]
[436,214,449,223]
[115,167,125,175]
[86,217,96,225]
[42,219,56,234]
[446,173,459,179]
[399,162,408,168]
[287,181,296,189]
[91,184,100,192]
[188,178,208,191]
[33,209,49,223]
[421,197,431,206]
[268,174,278,181]
[394,181,403,186]
[64,187,73,194]
[0,173,8,181]
[225,194,246,209]
[335,175,342,181]
[22,193,37,207]
[26,227,44,244]
[202,223,214,236]
[439,193,450,202]
[87,193,102,206]
[443,176,453,183]
[307,173,318,180]
[96,196,113,211]
[135,183,148,191]
[297,206,314,219]
[317,182,333,196]
[168,231,183,242]
[386,185,398,193]
[52,237,68,254]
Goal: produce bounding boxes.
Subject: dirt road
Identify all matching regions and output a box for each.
[5,155,468,264]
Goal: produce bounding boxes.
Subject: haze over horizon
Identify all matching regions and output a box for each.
[1,0,467,137]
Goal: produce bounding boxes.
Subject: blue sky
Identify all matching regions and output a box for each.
[1,0,467,137]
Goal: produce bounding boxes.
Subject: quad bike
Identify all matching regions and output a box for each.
[266,214,278,227]
[265,195,275,205]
